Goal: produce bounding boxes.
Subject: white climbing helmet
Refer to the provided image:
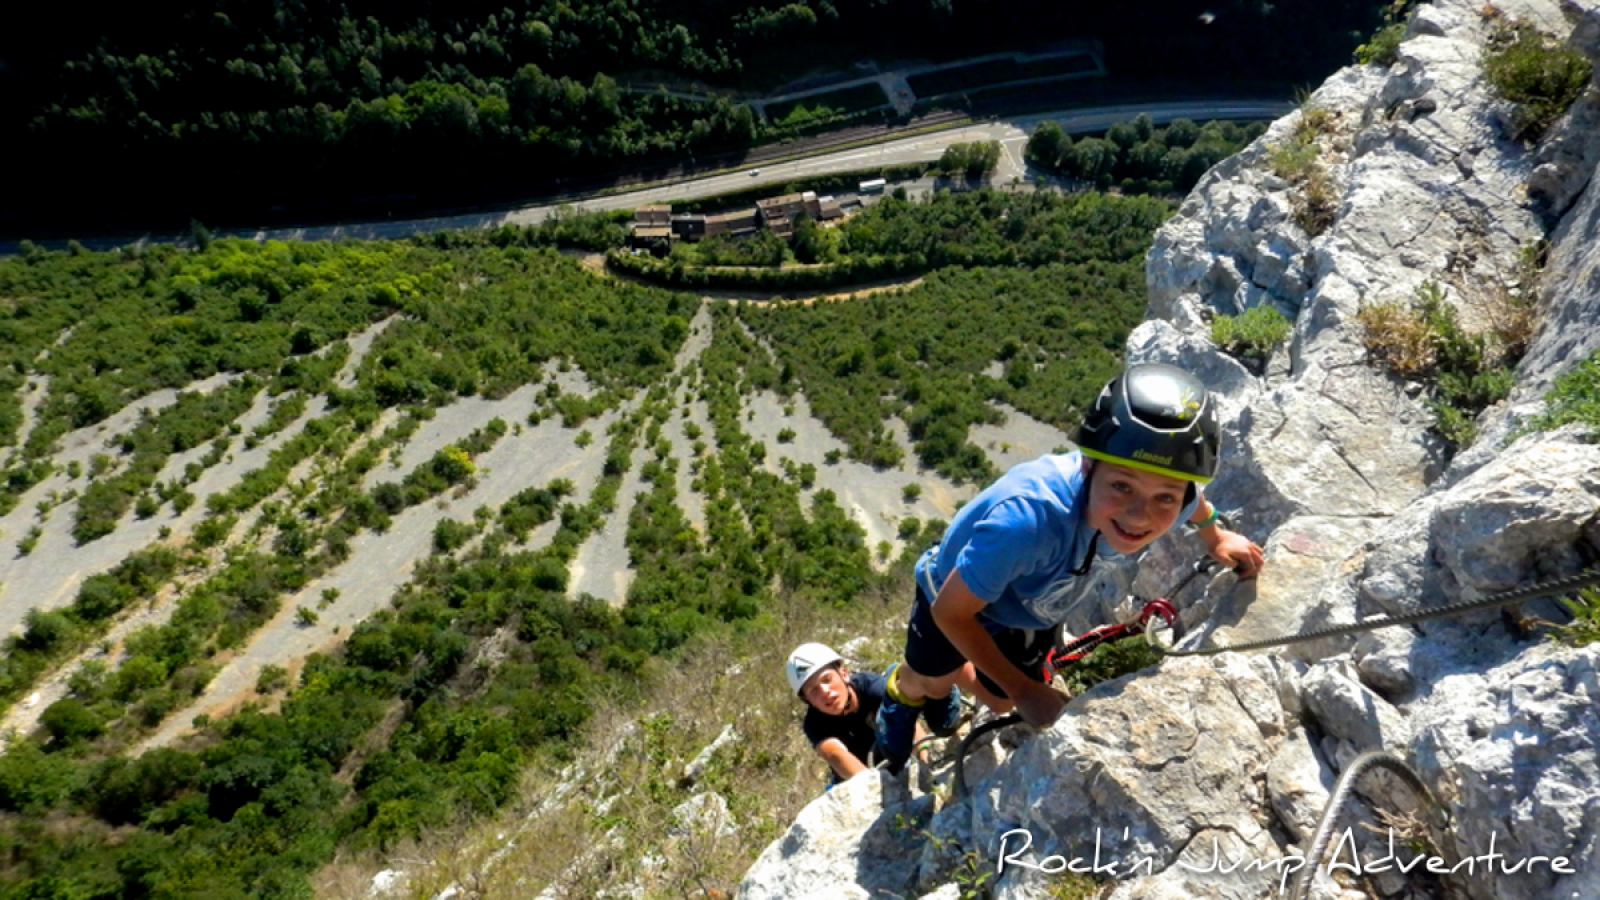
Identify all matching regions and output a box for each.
[785,642,843,697]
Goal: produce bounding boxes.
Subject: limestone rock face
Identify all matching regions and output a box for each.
[969,656,1292,900]
[742,2,1600,897]
[1429,435,1600,597]
[738,771,931,900]
[1409,645,1600,900]
[1523,0,1600,394]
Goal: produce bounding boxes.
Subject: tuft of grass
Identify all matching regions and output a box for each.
[1553,587,1600,647]
[1356,297,1439,378]
[1059,636,1164,698]
[1356,22,1407,67]
[1212,305,1292,366]
[1358,281,1519,450]
[1483,18,1594,143]
[1527,350,1600,437]
[1268,141,1320,183]
[1268,113,1339,237]
[1045,873,1107,900]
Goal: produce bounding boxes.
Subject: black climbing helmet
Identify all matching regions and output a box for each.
[1075,363,1219,484]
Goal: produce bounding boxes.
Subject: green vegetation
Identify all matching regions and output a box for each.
[1528,349,1600,436]
[1211,305,1293,367]
[7,1,1387,229]
[0,239,689,719]
[1357,280,1522,450]
[1058,636,1164,697]
[73,378,262,544]
[1554,587,1600,647]
[766,82,891,132]
[938,141,1003,179]
[1483,17,1594,143]
[1354,1,1414,67]
[0,547,182,710]
[1027,114,1268,195]
[1266,105,1340,236]
[674,231,791,268]
[0,284,885,898]
[1355,23,1405,66]
[615,188,1170,296]
[0,235,677,456]
[741,261,1147,481]
[711,189,1162,480]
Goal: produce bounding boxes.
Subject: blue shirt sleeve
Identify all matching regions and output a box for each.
[952,497,1053,605]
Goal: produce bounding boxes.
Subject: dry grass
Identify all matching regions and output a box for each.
[314,575,913,899]
[1269,106,1342,238]
[1356,297,1440,377]
[1360,264,1538,381]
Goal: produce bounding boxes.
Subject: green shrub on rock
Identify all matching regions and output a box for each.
[1483,20,1593,142]
[1211,305,1292,365]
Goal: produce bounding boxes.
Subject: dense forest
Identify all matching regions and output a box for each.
[1028,114,1268,194]
[1,0,1387,232]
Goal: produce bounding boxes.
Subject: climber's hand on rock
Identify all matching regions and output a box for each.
[1205,528,1265,580]
[1013,680,1069,729]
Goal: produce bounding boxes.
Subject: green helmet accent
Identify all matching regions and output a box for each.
[1075,363,1219,483]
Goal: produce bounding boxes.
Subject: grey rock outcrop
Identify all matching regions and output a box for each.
[1409,644,1600,900]
[742,2,1600,898]
[739,771,932,900]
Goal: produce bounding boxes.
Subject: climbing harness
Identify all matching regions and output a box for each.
[944,564,1600,800]
[949,593,1184,799]
[1288,751,1453,900]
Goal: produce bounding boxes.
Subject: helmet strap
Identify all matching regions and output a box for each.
[1068,532,1099,576]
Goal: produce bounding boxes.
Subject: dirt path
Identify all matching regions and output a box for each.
[969,402,1075,471]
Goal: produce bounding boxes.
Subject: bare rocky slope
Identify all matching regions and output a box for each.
[740,2,1600,899]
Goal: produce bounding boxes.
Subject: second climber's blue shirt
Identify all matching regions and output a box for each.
[913,452,1199,631]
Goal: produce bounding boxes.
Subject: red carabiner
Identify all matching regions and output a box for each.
[1138,597,1178,628]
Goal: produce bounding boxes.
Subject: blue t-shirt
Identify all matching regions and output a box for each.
[914,452,1199,631]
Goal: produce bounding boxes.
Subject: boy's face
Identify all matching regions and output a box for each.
[1085,461,1188,554]
[801,665,855,716]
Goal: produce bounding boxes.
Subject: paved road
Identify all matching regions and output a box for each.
[1,99,1289,254]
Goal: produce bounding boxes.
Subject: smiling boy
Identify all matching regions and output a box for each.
[875,363,1265,772]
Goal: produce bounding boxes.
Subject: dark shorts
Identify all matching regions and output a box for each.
[902,585,1060,699]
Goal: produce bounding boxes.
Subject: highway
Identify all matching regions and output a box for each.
[4,99,1291,253]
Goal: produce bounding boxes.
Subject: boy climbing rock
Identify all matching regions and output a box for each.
[876,363,1265,772]
[787,643,929,784]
